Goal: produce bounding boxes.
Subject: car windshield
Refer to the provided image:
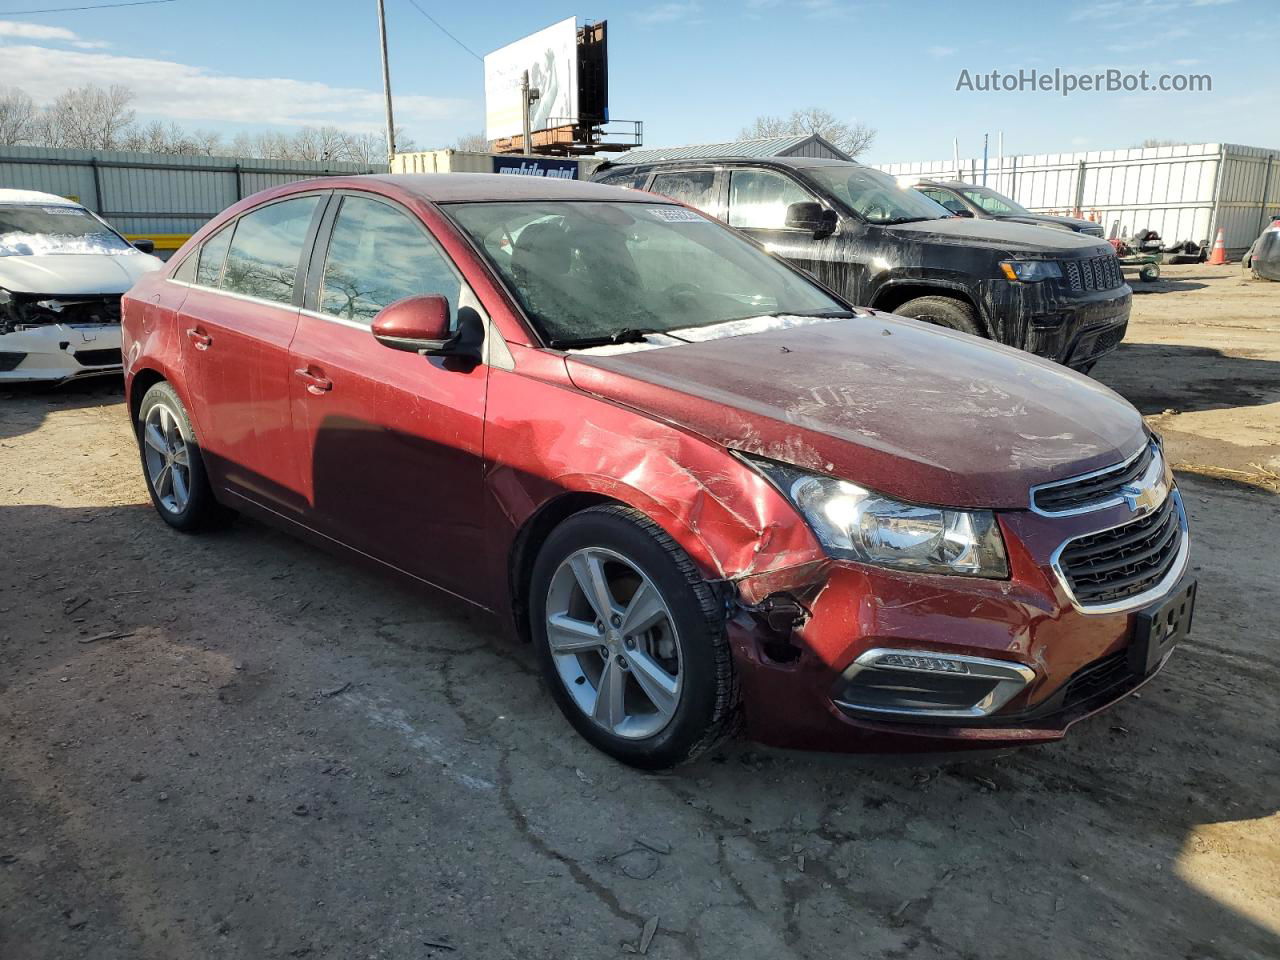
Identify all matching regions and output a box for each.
[446,200,849,347]
[799,165,952,225]
[957,186,1030,216]
[0,203,135,257]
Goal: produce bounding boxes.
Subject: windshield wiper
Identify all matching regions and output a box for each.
[878,216,935,225]
[548,327,670,350]
[732,309,858,321]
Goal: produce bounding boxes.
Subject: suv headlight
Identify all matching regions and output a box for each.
[740,455,1009,578]
[999,259,1062,282]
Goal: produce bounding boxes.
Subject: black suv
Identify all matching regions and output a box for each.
[593,156,1130,371]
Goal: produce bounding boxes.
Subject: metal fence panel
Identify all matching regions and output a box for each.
[0,145,381,252]
[877,142,1279,255]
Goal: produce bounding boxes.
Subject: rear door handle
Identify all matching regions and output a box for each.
[294,367,333,395]
[186,327,212,350]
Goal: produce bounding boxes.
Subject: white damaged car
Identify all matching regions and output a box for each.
[1,189,163,383]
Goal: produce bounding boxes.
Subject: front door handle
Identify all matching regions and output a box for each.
[186,327,212,350]
[294,367,333,395]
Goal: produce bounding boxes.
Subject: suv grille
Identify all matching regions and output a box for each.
[1057,492,1183,607]
[1033,444,1155,514]
[1064,254,1124,292]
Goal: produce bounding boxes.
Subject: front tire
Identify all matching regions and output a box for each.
[529,505,737,769]
[893,295,984,337]
[136,381,231,532]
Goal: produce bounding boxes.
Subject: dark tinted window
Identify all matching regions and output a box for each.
[649,170,718,215]
[728,169,812,230]
[597,170,650,190]
[319,196,462,325]
[194,224,231,287]
[222,196,320,304]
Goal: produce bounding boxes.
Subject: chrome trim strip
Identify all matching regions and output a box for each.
[164,278,298,313]
[833,647,1035,720]
[299,307,369,331]
[1050,488,1191,616]
[1029,441,1159,517]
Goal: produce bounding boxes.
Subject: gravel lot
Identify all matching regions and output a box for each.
[1,264,1277,959]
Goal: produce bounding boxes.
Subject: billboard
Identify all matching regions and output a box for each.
[484,17,578,142]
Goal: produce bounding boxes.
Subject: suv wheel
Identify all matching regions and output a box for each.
[136,381,232,532]
[893,296,983,337]
[529,505,738,769]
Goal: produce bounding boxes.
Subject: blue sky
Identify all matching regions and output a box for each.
[0,0,1276,163]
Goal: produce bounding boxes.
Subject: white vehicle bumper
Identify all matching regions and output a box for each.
[0,323,122,383]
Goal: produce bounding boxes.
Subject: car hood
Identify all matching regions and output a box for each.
[1001,213,1102,234]
[565,315,1147,510]
[0,252,163,295]
[884,216,1108,256]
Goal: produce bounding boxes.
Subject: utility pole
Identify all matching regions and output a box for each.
[519,70,540,157]
[376,0,396,166]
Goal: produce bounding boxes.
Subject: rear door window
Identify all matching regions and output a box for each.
[318,195,463,325]
[221,196,321,304]
[597,170,651,190]
[648,170,720,217]
[727,169,813,230]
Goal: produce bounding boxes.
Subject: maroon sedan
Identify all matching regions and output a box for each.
[121,174,1194,768]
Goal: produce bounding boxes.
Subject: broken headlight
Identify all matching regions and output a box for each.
[739,455,1008,578]
[999,260,1062,282]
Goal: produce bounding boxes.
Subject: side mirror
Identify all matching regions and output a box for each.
[371,295,483,361]
[784,201,838,238]
[132,238,155,254]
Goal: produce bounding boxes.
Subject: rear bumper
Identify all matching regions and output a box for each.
[727,501,1186,754]
[0,324,122,383]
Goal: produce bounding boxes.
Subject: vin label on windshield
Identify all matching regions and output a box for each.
[649,208,708,223]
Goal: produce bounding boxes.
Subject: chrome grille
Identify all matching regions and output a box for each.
[1032,444,1156,515]
[1063,254,1124,292]
[1056,492,1185,608]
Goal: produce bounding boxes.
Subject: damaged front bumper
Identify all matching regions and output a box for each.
[0,291,124,382]
[0,322,123,382]
[986,278,1132,370]
[724,505,1183,753]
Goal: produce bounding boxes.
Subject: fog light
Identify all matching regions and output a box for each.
[834,648,1034,721]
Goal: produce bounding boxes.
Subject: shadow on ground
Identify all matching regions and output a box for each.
[1094,342,1280,415]
[0,377,124,442]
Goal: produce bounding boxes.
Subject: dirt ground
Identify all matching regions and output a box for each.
[1,263,1277,960]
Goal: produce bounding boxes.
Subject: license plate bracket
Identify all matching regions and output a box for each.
[1129,578,1197,676]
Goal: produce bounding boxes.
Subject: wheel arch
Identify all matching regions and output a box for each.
[869,281,987,334]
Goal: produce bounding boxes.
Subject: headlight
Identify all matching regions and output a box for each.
[740,455,1008,578]
[999,259,1062,282]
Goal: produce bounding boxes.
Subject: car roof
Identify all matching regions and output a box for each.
[601,155,867,172]
[0,188,83,206]
[339,173,660,204]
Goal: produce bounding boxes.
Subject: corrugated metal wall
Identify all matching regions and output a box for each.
[0,145,382,244]
[876,143,1280,255]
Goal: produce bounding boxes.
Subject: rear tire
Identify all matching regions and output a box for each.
[892,295,984,337]
[136,381,232,532]
[529,504,737,769]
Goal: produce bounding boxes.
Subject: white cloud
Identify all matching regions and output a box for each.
[0,19,107,48]
[928,45,957,58]
[636,2,703,25]
[0,44,468,133]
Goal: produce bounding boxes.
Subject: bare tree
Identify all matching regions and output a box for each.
[740,107,876,158]
[0,86,37,146]
[1135,138,1188,148]
[453,130,489,152]
[41,84,136,150]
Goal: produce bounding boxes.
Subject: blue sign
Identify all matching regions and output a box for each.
[492,157,578,179]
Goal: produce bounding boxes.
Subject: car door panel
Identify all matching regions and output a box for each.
[176,193,326,514]
[288,193,489,600]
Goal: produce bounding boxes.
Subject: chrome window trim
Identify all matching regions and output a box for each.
[1029,441,1161,517]
[164,277,297,312]
[1050,487,1190,616]
[833,647,1035,720]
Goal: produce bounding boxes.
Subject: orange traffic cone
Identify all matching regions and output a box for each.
[1208,226,1227,265]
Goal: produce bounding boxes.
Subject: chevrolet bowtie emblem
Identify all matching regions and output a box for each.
[1119,482,1160,513]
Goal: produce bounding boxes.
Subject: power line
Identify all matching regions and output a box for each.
[0,0,176,13]
[403,0,482,62]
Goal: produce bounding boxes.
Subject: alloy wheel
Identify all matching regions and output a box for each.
[544,547,683,739]
[142,402,192,514]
